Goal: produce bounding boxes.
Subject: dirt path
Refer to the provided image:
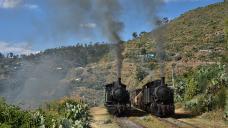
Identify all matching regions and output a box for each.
[90,106,120,128]
[90,107,145,128]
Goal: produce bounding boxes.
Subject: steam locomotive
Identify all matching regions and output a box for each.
[131,77,175,117]
[104,77,174,117]
[104,78,131,116]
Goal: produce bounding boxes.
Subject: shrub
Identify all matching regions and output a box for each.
[0,98,33,128]
[135,66,149,81]
[175,64,227,114]
[0,98,91,128]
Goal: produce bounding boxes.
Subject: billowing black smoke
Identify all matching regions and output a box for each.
[154,26,167,78]
[92,0,124,79]
[140,0,166,78]
[1,0,165,107]
[38,0,164,80]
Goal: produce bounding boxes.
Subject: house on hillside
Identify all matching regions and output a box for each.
[137,52,156,62]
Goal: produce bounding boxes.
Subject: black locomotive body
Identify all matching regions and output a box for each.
[104,78,131,116]
[131,77,175,117]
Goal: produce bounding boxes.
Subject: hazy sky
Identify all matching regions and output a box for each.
[0,0,223,54]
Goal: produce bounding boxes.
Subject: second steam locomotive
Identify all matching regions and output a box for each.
[104,77,175,117]
[131,77,175,117]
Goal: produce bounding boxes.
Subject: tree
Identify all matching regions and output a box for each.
[7,52,13,58]
[0,52,4,59]
[139,31,146,37]
[141,48,147,55]
[132,32,138,39]
[162,17,169,24]
[135,66,148,81]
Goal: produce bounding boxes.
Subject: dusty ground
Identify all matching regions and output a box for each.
[90,106,120,128]
[90,106,175,128]
[90,106,227,128]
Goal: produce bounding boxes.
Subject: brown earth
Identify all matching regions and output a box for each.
[90,106,120,128]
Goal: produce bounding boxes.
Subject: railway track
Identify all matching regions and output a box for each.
[123,107,200,128]
[115,116,199,128]
[140,106,199,128]
[115,117,146,128]
[153,116,200,128]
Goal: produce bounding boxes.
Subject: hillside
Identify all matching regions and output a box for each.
[0,43,110,107]
[62,2,228,107]
[120,2,228,87]
[126,2,227,58]
[0,2,227,107]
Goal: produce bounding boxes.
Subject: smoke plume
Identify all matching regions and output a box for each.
[140,0,167,78]
[93,0,124,79]
[154,25,167,78]
[39,0,124,80]
[1,56,71,108]
[39,0,164,80]
[141,0,164,24]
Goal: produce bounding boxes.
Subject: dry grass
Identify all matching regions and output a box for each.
[129,116,172,128]
[178,110,228,128]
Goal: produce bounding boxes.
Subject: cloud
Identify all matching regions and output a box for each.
[80,23,97,29]
[0,0,21,8]
[24,4,39,10]
[0,42,38,55]
[0,0,39,10]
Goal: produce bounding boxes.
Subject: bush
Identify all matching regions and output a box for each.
[135,66,149,81]
[0,98,33,128]
[0,98,91,128]
[175,64,228,114]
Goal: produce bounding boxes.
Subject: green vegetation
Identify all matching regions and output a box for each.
[135,66,149,81]
[0,98,91,128]
[174,64,227,115]
[225,18,228,48]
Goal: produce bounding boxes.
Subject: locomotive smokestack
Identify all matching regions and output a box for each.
[161,77,165,86]
[118,78,122,85]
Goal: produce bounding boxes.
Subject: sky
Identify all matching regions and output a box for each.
[0,0,223,54]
